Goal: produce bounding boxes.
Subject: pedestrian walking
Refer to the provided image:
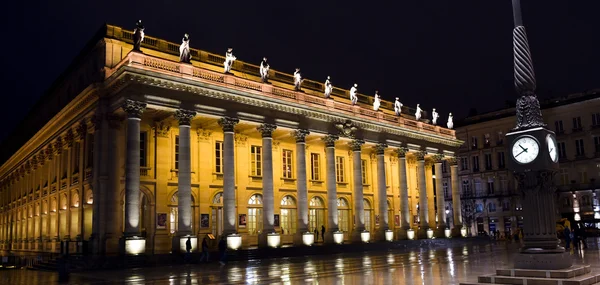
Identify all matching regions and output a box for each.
[218,236,227,265]
[199,236,210,262]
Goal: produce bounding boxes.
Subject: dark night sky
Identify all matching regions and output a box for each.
[1,1,598,143]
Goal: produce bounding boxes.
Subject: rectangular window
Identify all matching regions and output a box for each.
[471,137,478,149]
[559,168,569,185]
[575,139,585,156]
[335,156,345,183]
[251,145,262,176]
[282,149,293,179]
[61,151,68,179]
[215,141,223,173]
[579,170,588,184]
[487,181,494,195]
[502,201,510,211]
[472,156,480,172]
[174,135,179,170]
[500,178,507,192]
[460,157,468,171]
[497,131,504,145]
[462,180,471,196]
[361,159,368,184]
[573,117,582,131]
[593,113,600,126]
[489,203,496,212]
[484,134,491,147]
[86,134,94,168]
[484,153,492,170]
[310,153,320,180]
[442,161,448,173]
[594,137,600,153]
[443,181,449,199]
[474,179,482,196]
[558,142,567,159]
[497,152,505,168]
[554,120,564,134]
[72,142,80,173]
[140,132,147,167]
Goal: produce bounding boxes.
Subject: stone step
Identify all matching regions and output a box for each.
[496,265,591,279]
[475,271,600,285]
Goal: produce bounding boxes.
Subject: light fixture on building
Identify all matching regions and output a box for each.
[574,213,581,221]
[444,228,452,238]
[594,212,600,220]
[361,231,370,243]
[125,236,146,255]
[427,228,434,239]
[179,235,197,253]
[302,232,314,246]
[267,232,281,248]
[460,227,468,237]
[385,230,394,242]
[227,234,242,250]
[407,229,415,240]
[333,231,344,244]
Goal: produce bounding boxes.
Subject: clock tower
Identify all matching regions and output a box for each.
[504,0,569,270]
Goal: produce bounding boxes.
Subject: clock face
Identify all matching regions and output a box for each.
[511,136,540,164]
[546,134,558,163]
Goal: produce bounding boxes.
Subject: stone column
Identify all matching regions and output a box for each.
[174,109,195,237]
[395,148,411,239]
[293,129,310,245]
[90,112,106,254]
[257,123,277,247]
[122,100,146,237]
[449,157,463,237]
[218,117,239,236]
[375,143,389,241]
[322,134,339,243]
[416,151,430,239]
[433,154,447,237]
[350,139,365,243]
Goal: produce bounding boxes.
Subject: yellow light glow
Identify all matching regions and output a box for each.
[125,238,146,255]
[385,230,394,241]
[302,232,314,246]
[227,234,242,250]
[361,231,370,243]
[407,229,415,240]
[267,233,281,248]
[444,228,452,238]
[427,228,434,239]
[333,231,344,244]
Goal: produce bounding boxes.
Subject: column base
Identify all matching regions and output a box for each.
[324,230,344,244]
[513,251,572,270]
[293,231,314,246]
[258,232,281,248]
[374,229,393,241]
[171,235,197,254]
[119,236,146,255]
[435,227,448,238]
[396,227,412,240]
[351,229,370,243]
[417,227,432,239]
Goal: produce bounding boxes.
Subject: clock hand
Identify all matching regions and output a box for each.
[519,144,526,151]
[549,147,554,153]
[514,150,526,158]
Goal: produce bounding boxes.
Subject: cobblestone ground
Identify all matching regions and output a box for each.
[3,239,600,285]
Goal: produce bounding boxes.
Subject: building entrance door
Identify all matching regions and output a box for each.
[211,207,223,236]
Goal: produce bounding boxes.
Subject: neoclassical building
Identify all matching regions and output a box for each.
[0,24,462,256]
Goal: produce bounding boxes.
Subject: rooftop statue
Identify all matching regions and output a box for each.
[179,34,191,63]
[394,97,403,116]
[373,91,381,111]
[350,84,358,105]
[324,76,333,98]
[294,68,303,91]
[415,104,422,121]
[260,57,270,83]
[132,20,144,52]
[447,113,454,129]
[224,48,236,74]
[431,108,439,125]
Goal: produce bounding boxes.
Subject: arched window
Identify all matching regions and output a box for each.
[60,193,68,210]
[169,192,195,235]
[337,198,350,232]
[248,194,263,235]
[280,196,297,235]
[212,192,223,205]
[85,189,93,205]
[364,199,373,232]
[51,198,57,212]
[72,192,80,208]
[211,192,223,236]
[42,200,48,215]
[309,196,325,232]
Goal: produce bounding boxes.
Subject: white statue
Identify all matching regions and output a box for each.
[415,104,422,121]
[293,68,303,91]
[224,47,236,73]
[373,91,381,111]
[179,34,191,63]
[260,57,270,83]
[394,97,403,116]
[324,76,333,98]
[431,108,439,125]
[350,84,358,105]
[447,113,454,129]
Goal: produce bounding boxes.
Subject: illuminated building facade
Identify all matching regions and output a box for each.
[0,25,462,256]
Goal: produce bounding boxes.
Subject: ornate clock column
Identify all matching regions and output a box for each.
[506,0,570,270]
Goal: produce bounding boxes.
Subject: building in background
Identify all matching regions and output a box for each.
[454,91,600,236]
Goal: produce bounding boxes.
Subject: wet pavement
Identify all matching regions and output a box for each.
[3,241,600,285]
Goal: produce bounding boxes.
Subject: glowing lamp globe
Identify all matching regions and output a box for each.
[385,230,394,241]
[360,231,370,243]
[333,231,344,244]
[407,229,415,240]
[227,234,242,250]
[302,232,314,246]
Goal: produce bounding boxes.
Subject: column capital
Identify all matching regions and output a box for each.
[153,122,171,138]
[415,150,426,161]
[37,152,46,166]
[54,137,63,155]
[30,157,38,170]
[293,129,310,143]
[122,99,147,119]
[447,156,458,166]
[65,129,75,148]
[218,117,239,132]
[76,122,87,140]
[45,145,54,160]
[375,143,388,155]
[257,123,277,138]
[174,109,196,126]
[432,153,445,164]
[321,134,339,147]
[395,147,408,158]
[349,139,365,151]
